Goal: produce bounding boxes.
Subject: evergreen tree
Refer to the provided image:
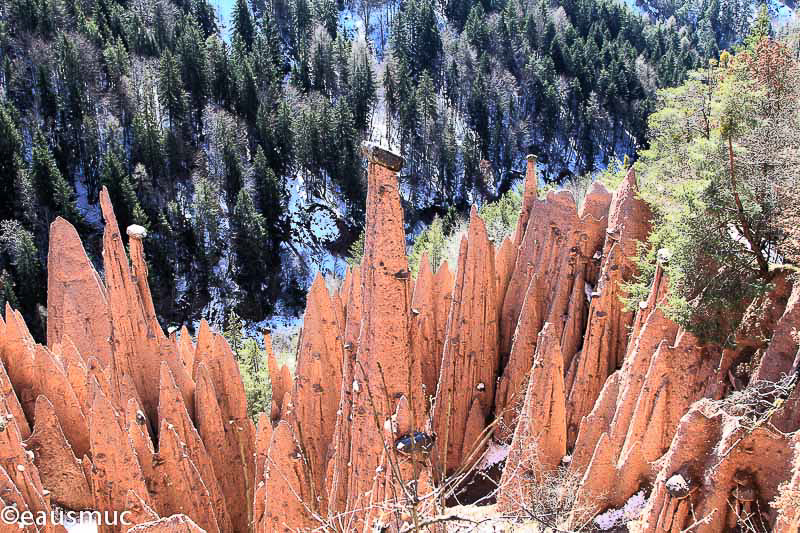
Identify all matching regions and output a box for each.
[232,0,255,49]
[207,36,233,107]
[0,103,24,221]
[159,50,188,130]
[224,308,245,356]
[101,143,149,231]
[232,187,270,314]
[348,47,376,131]
[744,4,771,51]
[30,130,81,223]
[252,146,288,240]
[176,15,209,118]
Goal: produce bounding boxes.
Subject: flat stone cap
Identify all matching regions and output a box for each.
[526,154,538,162]
[126,224,148,239]
[362,141,404,172]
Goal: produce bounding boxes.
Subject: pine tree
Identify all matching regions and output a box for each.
[0,269,18,311]
[158,50,188,130]
[232,187,270,315]
[0,220,44,336]
[745,4,771,51]
[192,172,223,263]
[177,15,209,118]
[314,0,337,37]
[224,308,245,357]
[252,146,287,239]
[232,0,255,49]
[101,144,149,231]
[0,103,24,221]
[348,47,376,131]
[207,36,233,107]
[132,95,165,181]
[30,130,82,223]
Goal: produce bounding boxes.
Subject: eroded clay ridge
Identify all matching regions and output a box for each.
[2,143,800,533]
[1,188,255,533]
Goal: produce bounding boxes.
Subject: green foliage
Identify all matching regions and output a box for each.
[346,230,364,266]
[632,42,798,343]
[224,310,271,421]
[101,144,149,231]
[232,0,255,48]
[0,269,18,310]
[0,103,25,221]
[744,5,772,52]
[0,220,40,289]
[238,343,271,420]
[30,130,82,223]
[478,188,522,244]
[409,216,447,277]
[0,0,755,338]
[594,158,629,191]
[409,188,522,276]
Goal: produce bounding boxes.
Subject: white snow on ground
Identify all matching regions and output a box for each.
[61,510,98,532]
[73,178,103,228]
[339,2,396,60]
[477,441,511,471]
[593,489,648,530]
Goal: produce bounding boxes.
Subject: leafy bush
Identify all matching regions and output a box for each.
[408,189,522,277]
[630,38,800,343]
[224,309,298,420]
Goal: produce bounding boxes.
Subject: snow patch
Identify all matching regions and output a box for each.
[593,489,648,530]
[477,441,510,471]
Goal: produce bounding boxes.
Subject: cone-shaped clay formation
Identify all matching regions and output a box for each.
[410,254,452,406]
[89,381,151,515]
[2,304,38,420]
[564,168,652,447]
[570,266,678,475]
[0,465,42,533]
[494,273,545,441]
[636,400,793,532]
[433,207,499,474]
[324,265,363,518]
[33,344,90,458]
[176,327,194,374]
[497,323,566,512]
[0,357,30,439]
[252,413,272,533]
[285,274,344,511]
[193,362,252,533]
[24,395,92,510]
[333,144,422,526]
[266,338,292,421]
[264,421,315,532]
[60,336,90,416]
[513,155,539,249]
[0,392,51,517]
[570,305,699,515]
[494,237,516,321]
[498,183,610,367]
[194,332,256,524]
[46,217,111,366]
[152,421,221,533]
[157,363,232,532]
[126,399,157,494]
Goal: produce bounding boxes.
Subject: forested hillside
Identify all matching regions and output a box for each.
[0,0,783,338]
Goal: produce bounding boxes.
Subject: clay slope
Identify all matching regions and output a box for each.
[4,144,800,533]
[0,188,254,532]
